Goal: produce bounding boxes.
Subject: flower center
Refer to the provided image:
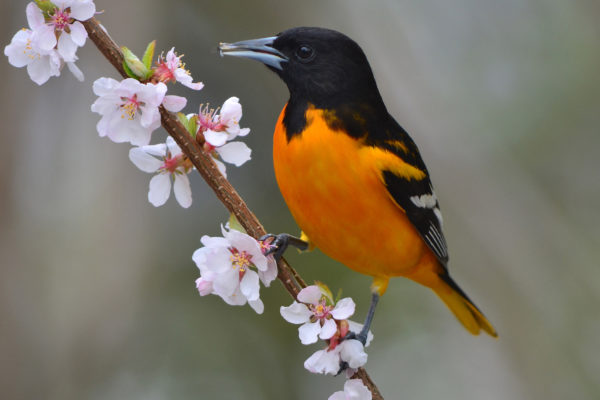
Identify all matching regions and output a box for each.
[197,104,223,132]
[161,154,183,174]
[230,248,253,272]
[51,8,71,31]
[23,35,38,60]
[120,94,141,120]
[311,300,332,319]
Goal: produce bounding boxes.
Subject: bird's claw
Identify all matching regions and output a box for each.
[340,330,368,346]
[259,233,308,260]
[336,361,350,376]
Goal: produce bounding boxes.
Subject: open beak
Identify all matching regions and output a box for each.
[218,36,287,70]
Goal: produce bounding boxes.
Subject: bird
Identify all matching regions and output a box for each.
[219,27,497,341]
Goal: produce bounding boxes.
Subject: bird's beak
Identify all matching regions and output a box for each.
[218,36,287,70]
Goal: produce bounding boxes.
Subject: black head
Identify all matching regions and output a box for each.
[219,27,385,109]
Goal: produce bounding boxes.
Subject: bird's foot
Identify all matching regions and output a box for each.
[336,361,350,376]
[259,233,308,260]
[340,330,368,346]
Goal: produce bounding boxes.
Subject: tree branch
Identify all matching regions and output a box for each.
[83,17,383,399]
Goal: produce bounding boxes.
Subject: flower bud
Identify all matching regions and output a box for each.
[121,46,150,80]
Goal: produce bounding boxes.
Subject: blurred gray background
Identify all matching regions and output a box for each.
[2,0,599,399]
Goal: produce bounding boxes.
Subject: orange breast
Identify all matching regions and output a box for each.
[273,105,436,280]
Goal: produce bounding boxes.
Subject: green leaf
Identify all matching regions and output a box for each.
[176,112,189,128]
[188,114,198,137]
[121,46,149,80]
[227,213,247,234]
[34,0,57,17]
[122,60,140,79]
[142,40,156,71]
[315,281,334,304]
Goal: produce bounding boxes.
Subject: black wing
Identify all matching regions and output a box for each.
[378,119,449,266]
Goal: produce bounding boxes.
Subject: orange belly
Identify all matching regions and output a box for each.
[273,106,437,284]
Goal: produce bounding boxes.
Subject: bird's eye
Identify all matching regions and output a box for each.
[295,45,315,62]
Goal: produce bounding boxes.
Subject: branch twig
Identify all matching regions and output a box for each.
[83,17,382,399]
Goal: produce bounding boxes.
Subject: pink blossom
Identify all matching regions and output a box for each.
[154,47,203,90]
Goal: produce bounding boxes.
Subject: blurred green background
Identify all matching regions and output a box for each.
[2,0,599,399]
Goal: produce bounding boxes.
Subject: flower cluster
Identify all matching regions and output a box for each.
[193,223,277,314]
[89,41,250,207]
[7,5,374,397]
[4,1,96,85]
[281,284,373,376]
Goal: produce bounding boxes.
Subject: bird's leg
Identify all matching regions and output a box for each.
[259,233,309,260]
[343,292,380,345]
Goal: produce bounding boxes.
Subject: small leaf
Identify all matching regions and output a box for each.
[228,213,247,234]
[121,46,149,80]
[188,114,198,137]
[34,0,57,17]
[314,281,334,305]
[176,112,189,128]
[122,60,139,79]
[142,40,156,71]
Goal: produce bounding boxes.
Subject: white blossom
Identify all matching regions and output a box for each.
[4,28,61,85]
[280,285,355,345]
[91,77,169,146]
[129,137,193,208]
[192,225,277,314]
[328,379,372,400]
[26,1,94,63]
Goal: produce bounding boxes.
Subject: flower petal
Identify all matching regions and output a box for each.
[298,321,321,345]
[258,257,277,287]
[342,379,372,400]
[195,277,213,296]
[204,130,228,147]
[248,298,264,314]
[129,147,162,172]
[69,1,96,21]
[330,297,356,320]
[92,77,119,96]
[212,268,239,298]
[66,61,84,81]
[280,301,312,324]
[26,3,46,30]
[173,173,192,208]
[297,285,323,305]
[216,141,251,167]
[27,56,57,85]
[327,392,346,400]
[240,270,260,301]
[219,97,242,124]
[319,318,338,340]
[57,33,78,62]
[213,159,227,178]
[5,29,33,68]
[33,25,57,52]
[69,21,88,46]
[148,173,171,206]
[163,95,187,112]
[339,340,368,369]
[304,349,340,375]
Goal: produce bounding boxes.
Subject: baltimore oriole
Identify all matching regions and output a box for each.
[219,27,497,340]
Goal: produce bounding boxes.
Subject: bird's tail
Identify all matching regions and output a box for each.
[434,272,497,337]
[408,267,497,337]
